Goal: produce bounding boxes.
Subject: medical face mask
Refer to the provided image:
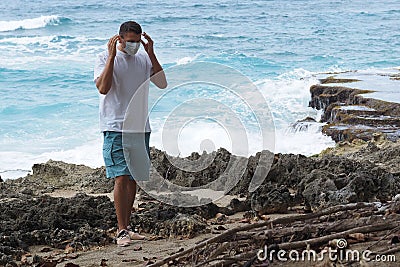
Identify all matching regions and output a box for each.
[124,41,140,56]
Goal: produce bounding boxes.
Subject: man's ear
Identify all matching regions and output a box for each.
[119,35,126,48]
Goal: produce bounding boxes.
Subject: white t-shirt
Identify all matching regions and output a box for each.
[93,49,153,133]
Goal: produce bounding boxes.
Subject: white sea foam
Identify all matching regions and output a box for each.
[149,117,334,159]
[175,54,200,65]
[0,138,103,180]
[0,35,104,68]
[0,37,199,69]
[259,69,335,154]
[149,69,335,157]
[0,15,65,32]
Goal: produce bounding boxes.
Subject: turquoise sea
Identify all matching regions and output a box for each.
[0,0,399,179]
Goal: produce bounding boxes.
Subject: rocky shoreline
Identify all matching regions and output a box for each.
[1,72,399,266]
[309,74,400,143]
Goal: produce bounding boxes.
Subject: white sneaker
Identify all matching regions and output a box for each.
[116,229,132,247]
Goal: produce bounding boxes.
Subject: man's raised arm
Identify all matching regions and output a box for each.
[141,32,167,89]
[96,35,120,94]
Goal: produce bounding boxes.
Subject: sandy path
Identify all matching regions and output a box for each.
[32,190,249,266]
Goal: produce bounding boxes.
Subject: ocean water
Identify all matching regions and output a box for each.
[0,0,399,179]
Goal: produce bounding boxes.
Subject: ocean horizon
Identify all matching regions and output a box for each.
[1,0,399,179]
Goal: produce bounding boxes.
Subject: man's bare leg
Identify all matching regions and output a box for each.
[125,179,146,240]
[126,179,137,227]
[114,175,131,231]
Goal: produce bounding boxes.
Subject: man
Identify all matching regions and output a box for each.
[94,21,167,247]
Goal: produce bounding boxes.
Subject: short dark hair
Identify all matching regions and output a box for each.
[119,21,142,37]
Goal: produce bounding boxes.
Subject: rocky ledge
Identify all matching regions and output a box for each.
[309,73,400,142]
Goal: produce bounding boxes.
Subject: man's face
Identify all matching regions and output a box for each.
[120,32,141,48]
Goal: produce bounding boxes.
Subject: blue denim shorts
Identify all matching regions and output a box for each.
[103,131,150,180]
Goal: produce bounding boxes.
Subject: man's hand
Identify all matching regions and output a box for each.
[108,35,120,58]
[139,32,167,89]
[141,32,154,55]
[96,35,120,95]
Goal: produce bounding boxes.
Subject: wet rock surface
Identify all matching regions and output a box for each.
[309,73,400,142]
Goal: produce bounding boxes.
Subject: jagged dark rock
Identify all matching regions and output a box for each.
[229,198,251,213]
[0,194,115,264]
[147,147,400,212]
[150,147,244,193]
[296,154,400,211]
[251,184,292,214]
[130,201,215,238]
[344,141,400,174]
[222,146,400,212]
